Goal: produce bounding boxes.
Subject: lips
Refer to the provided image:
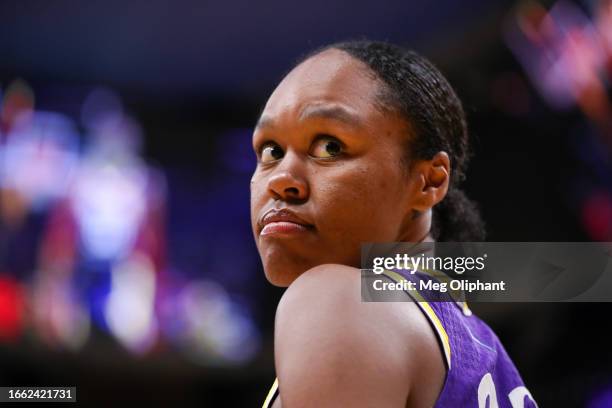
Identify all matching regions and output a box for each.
[259,208,313,236]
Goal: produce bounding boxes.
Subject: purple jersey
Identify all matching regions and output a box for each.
[385,268,538,408]
[262,268,538,408]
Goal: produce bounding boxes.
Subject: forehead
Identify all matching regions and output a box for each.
[260,49,383,124]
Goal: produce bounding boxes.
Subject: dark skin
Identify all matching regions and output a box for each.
[251,49,450,407]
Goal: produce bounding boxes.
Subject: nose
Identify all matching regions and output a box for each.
[267,152,309,202]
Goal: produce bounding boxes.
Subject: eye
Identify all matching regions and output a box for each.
[260,143,284,163]
[310,136,344,159]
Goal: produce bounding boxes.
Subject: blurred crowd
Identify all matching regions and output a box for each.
[0,83,260,364]
[505,0,612,241]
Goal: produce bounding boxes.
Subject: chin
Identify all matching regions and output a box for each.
[264,268,296,287]
[258,245,309,286]
[261,256,312,287]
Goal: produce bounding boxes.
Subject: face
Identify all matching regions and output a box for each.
[250,49,423,286]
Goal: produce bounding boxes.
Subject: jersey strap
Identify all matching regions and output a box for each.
[380,269,452,369]
[262,378,279,408]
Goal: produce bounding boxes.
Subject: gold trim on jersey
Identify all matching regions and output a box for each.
[381,269,452,369]
[262,378,279,408]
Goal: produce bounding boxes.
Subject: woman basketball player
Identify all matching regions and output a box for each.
[251,41,537,407]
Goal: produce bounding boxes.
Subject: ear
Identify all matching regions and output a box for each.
[409,151,450,213]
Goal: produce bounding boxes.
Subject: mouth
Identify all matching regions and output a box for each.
[259,208,314,237]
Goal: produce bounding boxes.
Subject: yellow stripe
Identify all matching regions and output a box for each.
[462,301,473,316]
[262,378,279,408]
[382,270,452,369]
[412,266,467,306]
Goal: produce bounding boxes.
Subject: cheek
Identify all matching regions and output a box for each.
[314,162,405,243]
[249,174,266,234]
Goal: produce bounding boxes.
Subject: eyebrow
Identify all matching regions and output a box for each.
[255,104,363,130]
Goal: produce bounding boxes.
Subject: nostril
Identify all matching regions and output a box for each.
[285,187,300,196]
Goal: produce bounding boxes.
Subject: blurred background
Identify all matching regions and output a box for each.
[0,0,611,406]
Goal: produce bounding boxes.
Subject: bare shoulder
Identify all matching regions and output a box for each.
[274,264,445,407]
